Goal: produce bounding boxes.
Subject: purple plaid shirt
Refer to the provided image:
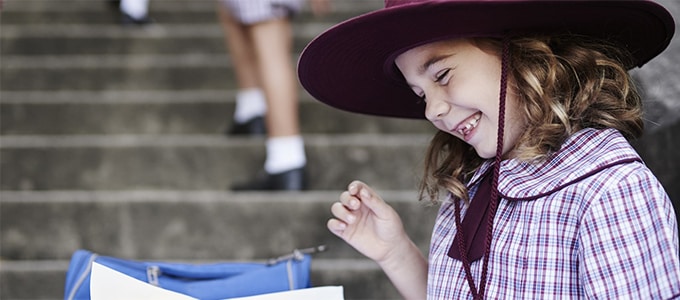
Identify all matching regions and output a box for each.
[428,128,680,299]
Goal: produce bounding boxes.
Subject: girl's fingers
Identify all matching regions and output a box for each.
[348,181,377,202]
[339,190,361,210]
[349,182,389,218]
[327,218,346,236]
[347,180,364,196]
[331,201,357,224]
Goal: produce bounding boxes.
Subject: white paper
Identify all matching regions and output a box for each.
[90,262,345,300]
[225,286,344,300]
[90,262,195,300]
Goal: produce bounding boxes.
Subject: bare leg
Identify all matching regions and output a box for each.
[217,3,267,135]
[217,3,260,91]
[248,17,300,138]
[223,8,307,190]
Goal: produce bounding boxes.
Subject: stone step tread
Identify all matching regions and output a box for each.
[1,36,312,56]
[0,133,431,147]
[3,0,219,11]
[0,90,324,105]
[0,25,322,56]
[1,23,328,40]
[1,101,432,135]
[1,190,436,261]
[1,38,226,56]
[0,0,381,28]
[0,189,421,202]
[2,0,381,12]
[0,90,239,103]
[2,53,233,69]
[0,9,365,26]
[0,134,430,190]
[0,65,255,90]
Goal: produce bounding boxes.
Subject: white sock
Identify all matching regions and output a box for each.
[233,88,267,123]
[120,0,149,20]
[264,135,306,174]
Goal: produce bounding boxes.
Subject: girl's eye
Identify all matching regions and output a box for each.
[435,69,450,84]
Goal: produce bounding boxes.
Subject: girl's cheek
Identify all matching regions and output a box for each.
[431,120,445,130]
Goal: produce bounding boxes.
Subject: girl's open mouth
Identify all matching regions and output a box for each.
[455,112,482,137]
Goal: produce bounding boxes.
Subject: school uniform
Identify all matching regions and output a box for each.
[429,128,680,299]
[220,0,303,25]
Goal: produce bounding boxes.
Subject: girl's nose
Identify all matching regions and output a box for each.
[424,96,450,121]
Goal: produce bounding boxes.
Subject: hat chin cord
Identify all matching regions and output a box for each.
[454,36,509,300]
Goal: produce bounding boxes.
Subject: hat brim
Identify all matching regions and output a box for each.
[298,0,675,119]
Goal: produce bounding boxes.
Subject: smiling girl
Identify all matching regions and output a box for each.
[298,0,680,299]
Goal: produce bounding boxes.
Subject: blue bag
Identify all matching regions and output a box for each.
[64,247,322,300]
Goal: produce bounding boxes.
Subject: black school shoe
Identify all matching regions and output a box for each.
[231,167,307,191]
[227,116,266,136]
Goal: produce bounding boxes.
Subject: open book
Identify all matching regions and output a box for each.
[90,262,345,300]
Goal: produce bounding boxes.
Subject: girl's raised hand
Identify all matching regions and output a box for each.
[327,180,408,264]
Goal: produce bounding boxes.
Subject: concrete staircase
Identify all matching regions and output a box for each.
[0,1,438,299]
[2,1,679,299]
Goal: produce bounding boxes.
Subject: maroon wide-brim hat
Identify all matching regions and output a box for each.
[298,0,675,119]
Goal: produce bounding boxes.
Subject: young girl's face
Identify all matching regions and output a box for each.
[395,38,525,159]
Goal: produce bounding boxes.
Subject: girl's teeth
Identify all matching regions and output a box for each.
[457,113,481,135]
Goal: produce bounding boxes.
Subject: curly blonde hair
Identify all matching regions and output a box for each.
[419,35,644,204]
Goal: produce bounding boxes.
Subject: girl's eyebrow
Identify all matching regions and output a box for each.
[419,53,455,74]
[405,52,457,89]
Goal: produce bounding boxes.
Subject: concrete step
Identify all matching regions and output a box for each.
[0,4,366,26]
[0,90,433,135]
[0,190,437,260]
[1,53,240,91]
[1,23,332,56]
[1,258,401,300]
[0,1,378,56]
[0,0,380,25]
[0,2,220,25]
[0,134,432,190]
